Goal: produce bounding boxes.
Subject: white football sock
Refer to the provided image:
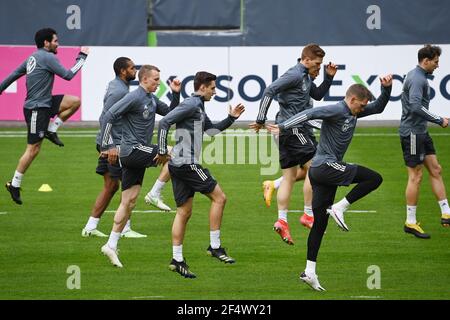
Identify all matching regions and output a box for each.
[11,170,23,188]
[210,230,221,249]
[150,179,166,198]
[438,199,450,214]
[278,209,288,222]
[173,245,183,262]
[305,260,316,275]
[273,177,283,189]
[85,217,100,231]
[304,205,314,217]
[106,231,121,250]
[334,197,350,213]
[406,205,417,224]
[47,116,63,133]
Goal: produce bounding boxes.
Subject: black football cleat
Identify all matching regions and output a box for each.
[169,259,196,278]
[5,181,22,205]
[45,131,64,147]
[207,245,235,264]
[404,223,430,239]
[441,214,450,227]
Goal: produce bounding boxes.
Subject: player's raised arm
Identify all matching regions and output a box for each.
[0,60,27,94]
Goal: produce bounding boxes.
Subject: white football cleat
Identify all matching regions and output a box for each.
[121,229,147,238]
[101,244,123,268]
[300,272,326,291]
[82,228,108,238]
[327,206,349,231]
[144,193,171,211]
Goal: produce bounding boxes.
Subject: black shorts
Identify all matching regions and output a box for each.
[308,162,358,209]
[169,164,217,207]
[279,128,316,169]
[400,133,436,167]
[307,131,318,147]
[95,144,122,180]
[119,146,158,191]
[23,95,62,144]
[309,162,358,187]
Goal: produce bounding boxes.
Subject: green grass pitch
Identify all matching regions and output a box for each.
[0,126,449,300]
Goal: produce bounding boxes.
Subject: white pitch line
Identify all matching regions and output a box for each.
[107,209,374,214]
[0,134,95,138]
[289,210,376,213]
[132,296,165,299]
[105,210,175,213]
[1,132,450,137]
[350,296,383,299]
[0,212,8,215]
[0,130,98,134]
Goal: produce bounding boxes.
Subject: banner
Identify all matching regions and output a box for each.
[0,46,82,121]
[1,45,449,122]
[81,45,450,122]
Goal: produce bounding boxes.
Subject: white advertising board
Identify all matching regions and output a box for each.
[82,45,450,121]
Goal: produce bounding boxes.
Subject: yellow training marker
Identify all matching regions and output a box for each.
[38,184,53,192]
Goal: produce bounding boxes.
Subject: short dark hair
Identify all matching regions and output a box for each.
[138,64,160,82]
[346,84,374,101]
[113,57,132,76]
[301,43,325,60]
[194,71,217,91]
[418,45,442,62]
[35,28,57,48]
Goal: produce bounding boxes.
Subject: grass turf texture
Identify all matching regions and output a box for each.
[0,126,449,300]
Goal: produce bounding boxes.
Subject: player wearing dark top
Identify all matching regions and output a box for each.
[267,75,393,291]
[1,28,88,204]
[399,45,450,239]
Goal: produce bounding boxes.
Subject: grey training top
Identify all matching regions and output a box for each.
[158,94,237,167]
[256,63,333,133]
[95,77,130,146]
[279,85,392,167]
[0,48,87,109]
[100,85,180,157]
[275,98,322,134]
[399,66,444,137]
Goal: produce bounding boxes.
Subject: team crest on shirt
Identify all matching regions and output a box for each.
[27,56,36,74]
[341,118,354,132]
[301,76,308,91]
[142,105,150,119]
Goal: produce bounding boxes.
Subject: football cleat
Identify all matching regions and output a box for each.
[45,131,64,147]
[300,213,314,229]
[169,259,196,278]
[300,271,326,291]
[273,219,294,245]
[404,222,430,239]
[5,181,22,205]
[206,246,235,264]
[81,228,108,238]
[262,180,275,207]
[441,214,450,227]
[144,193,171,211]
[101,244,123,268]
[327,206,349,231]
[121,229,147,238]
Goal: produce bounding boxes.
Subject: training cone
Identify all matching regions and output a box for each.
[38,184,53,192]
